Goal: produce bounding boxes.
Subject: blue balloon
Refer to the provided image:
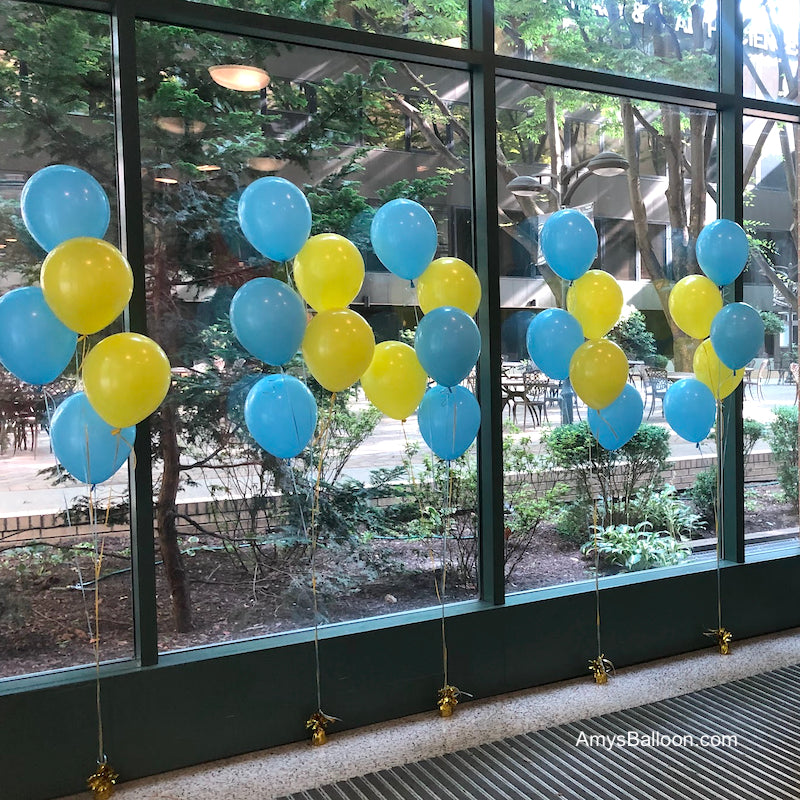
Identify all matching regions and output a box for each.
[237,177,312,262]
[370,198,438,281]
[663,378,716,444]
[20,165,110,252]
[50,393,135,484]
[526,308,584,380]
[0,287,77,385]
[415,306,481,388]
[539,208,598,281]
[230,278,307,366]
[710,302,764,371]
[417,385,480,461]
[244,374,317,459]
[696,219,750,286]
[588,384,643,451]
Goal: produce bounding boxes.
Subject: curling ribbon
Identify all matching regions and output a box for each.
[437,685,461,717]
[588,655,614,685]
[87,760,118,799]
[306,711,337,746]
[705,627,733,655]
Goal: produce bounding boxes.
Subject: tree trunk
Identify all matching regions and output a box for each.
[661,103,689,278]
[622,99,695,369]
[151,232,193,632]
[156,403,192,632]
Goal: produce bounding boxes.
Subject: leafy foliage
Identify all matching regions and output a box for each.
[581,522,690,572]
[542,422,670,526]
[766,406,799,504]
[609,310,657,364]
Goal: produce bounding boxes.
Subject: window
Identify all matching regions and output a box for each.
[2,1,800,798]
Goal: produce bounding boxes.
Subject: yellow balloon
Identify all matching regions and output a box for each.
[569,339,628,410]
[293,233,365,312]
[303,309,375,392]
[566,269,623,339]
[83,333,171,428]
[693,339,743,400]
[417,257,482,316]
[41,237,133,335]
[668,275,723,340]
[361,341,427,420]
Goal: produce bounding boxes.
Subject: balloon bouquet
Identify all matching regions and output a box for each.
[0,165,171,485]
[664,219,762,451]
[526,208,639,451]
[0,164,172,799]
[234,185,483,723]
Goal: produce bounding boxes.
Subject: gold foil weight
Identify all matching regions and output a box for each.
[437,685,461,717]
[87,760,118,799]
[306,711,336,746]
[589,655,614,685]
[705,627,733,655]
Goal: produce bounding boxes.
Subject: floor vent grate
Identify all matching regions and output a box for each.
[280,663,800,799]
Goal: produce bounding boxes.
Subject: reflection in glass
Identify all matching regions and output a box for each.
[187,0,467,46]
[136,23,475,652]
[496,0,718,89]
[742,116,799,553]
[742,0,799,104]
[497,80,718,593]
[0,2,131,678]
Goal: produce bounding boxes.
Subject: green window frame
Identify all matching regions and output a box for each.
[2,0,799,798]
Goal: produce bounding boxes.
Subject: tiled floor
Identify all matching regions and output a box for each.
[59,626,800,800]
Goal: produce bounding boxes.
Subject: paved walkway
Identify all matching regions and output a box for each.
[0,381,795,518]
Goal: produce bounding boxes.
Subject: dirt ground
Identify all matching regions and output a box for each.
[0,482,796,679]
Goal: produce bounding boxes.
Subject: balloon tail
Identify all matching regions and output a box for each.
[305,391,339,740]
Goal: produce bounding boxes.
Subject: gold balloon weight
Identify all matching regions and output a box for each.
[589,655,614,685]
[437,685,461,717]
[87,759,118,799]
[306,711,336,746]
[706,627,733,655]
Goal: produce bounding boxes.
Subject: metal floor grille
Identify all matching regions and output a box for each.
[281,663,800,799]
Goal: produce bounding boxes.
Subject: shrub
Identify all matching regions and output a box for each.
[542,422,670,525]
[581,522,691,572]
[766,406,799,503]
[624,484,706,539]
[608,310,657,363]
[555,501,594,545]
[687,467,717,521]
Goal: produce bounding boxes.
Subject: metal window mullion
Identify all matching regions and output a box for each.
[111,0,159,665]
[718,0,745,565]
[469,0,504,606]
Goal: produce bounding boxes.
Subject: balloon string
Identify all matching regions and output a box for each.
[595,408,618,441]
[309,391,337,715]
[401,420,427,519]
[429,460,454,689]
[589,435,602,661]
[715,399,724,631]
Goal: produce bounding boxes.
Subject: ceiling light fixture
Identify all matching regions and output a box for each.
[208,64,270,92]
[195,164,221,172]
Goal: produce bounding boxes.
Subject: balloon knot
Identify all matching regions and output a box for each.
[111,428,121,436]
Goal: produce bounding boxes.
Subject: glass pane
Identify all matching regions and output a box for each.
[136,23,475,653]
[0,2,132,678]
[742,115,799,555]
[742,0,799,104]
[497,80,718,593]
[496,0,718,89]
[186,0,467,47]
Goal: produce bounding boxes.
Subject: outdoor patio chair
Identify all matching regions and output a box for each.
[643,367,669,418]
[744,357,770,400]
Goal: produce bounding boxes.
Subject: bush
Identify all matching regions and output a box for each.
[542,422,670,526]
[609,310,657,363]
[624,484,706,539]
[688,467,717,521]
[766,406,799,503]
[555,501,593,545]
[581,522,691,572]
